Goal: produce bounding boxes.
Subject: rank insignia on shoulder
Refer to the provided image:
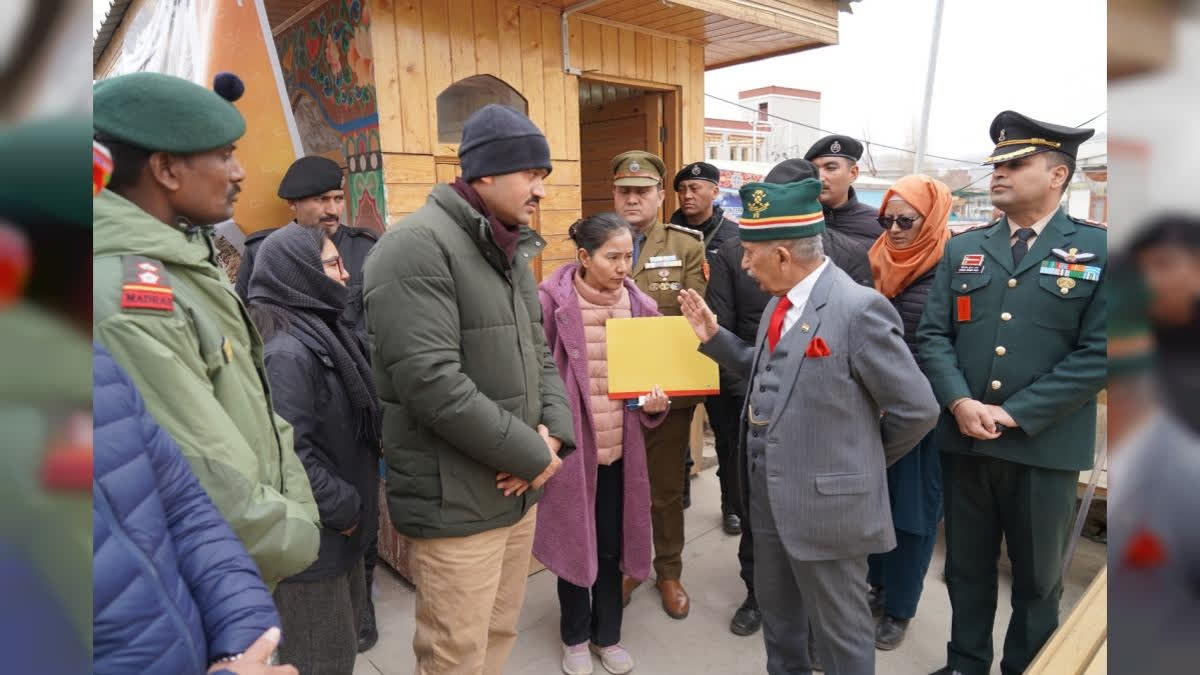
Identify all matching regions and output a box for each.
[1051,247,1097,263]
[1069,215,1107,229]
[120,255,174,313]
[666,223,703,240]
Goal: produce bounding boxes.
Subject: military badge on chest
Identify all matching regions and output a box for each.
[957,254,985,274]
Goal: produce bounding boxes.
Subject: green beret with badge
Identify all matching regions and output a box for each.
[93,71,247,153]
[612,151,666,186]
[736,178,826,242]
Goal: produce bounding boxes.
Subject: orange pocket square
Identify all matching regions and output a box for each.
[805,337,832,358]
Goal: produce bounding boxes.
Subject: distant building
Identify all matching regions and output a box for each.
[705,86,824,162]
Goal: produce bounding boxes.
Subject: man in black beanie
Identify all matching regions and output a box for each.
[363,104,575,674]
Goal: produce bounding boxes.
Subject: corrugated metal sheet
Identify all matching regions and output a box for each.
[93,0,134,67]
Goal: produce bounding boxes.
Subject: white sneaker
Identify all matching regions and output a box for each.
[590,643,634,674]
[562,642,593,675]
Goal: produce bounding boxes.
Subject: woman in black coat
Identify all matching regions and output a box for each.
[248,223,380,674]
[864,174,953,650]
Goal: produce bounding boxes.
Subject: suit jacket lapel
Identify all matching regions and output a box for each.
[768,265,834,432]
[1013,209,1075,277]
[980,218,1015,275]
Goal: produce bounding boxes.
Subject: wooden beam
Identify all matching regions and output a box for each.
[271,0,329,36]
[666,0,836,43]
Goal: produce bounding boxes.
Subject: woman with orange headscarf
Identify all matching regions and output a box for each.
[864,174,952,651]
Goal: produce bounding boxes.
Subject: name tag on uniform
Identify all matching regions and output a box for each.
[649,255,678,263]
[957,254,985,274]
[1039,260,1101,281]
[645,259,683,269]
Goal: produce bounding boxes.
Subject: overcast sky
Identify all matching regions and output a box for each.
[705,0,1107,166]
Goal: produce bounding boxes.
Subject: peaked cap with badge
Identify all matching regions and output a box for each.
[278,156,345,200]
[93,72,246,153]
[804,134,863,162]
[673,161,719,191]
[737,178,826,242]
[612,151,666,187]
[982,110,1095,165]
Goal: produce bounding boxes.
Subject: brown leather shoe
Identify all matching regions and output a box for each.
[656,579,690,619]
[621,575,641,608]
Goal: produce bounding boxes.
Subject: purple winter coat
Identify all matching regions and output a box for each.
[534,263,666,588]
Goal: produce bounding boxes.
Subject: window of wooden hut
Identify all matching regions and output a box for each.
[436,75,528,145]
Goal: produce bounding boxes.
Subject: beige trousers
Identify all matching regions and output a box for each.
[409,505,538,675]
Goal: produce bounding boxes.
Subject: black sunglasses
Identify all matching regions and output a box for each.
[877,215,921,230]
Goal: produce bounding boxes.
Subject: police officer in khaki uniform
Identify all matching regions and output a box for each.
[610,151,707,619]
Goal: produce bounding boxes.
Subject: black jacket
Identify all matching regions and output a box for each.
[888,268,936,357]
[824,186,878,283]
[670,204,740,263]
[235,224,378,333]
[705,230,876,395]
[262,325,378,581]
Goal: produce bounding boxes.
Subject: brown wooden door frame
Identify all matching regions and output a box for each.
[577,75,682,219]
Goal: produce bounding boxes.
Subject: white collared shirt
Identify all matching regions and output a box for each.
[780,256,830,339]
[1008,208,1056,249]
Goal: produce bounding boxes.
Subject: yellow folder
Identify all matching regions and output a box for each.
[606,316,720,399]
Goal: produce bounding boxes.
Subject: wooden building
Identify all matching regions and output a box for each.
[96,0,842,273]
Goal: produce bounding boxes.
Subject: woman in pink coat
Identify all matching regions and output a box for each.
[536,212,670,675]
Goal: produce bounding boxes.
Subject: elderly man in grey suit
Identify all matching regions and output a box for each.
[679,179,940,675]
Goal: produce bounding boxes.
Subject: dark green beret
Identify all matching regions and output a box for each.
[737,178,826,242]
[93,72,246,153]
[0,116,91,228]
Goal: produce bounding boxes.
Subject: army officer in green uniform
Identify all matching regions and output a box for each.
[611,151,707,620]
[92,72,320,589]
[917,111,1107,675]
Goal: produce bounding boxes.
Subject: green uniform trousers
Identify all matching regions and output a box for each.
[942,452,1078,675]
[645,405,694,580]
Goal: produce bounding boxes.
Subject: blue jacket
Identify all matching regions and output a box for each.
[93,343,280,674]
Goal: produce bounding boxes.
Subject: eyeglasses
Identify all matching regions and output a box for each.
[876,215,922,231]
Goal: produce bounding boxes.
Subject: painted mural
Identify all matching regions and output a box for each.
[275,0,386,233]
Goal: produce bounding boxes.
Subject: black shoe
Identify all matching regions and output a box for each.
[874,615,909,650]
[357,596,378,653]
[929,668,965,675]
[722,513,742,535]
[729,596,762,636]
[867,584,885,617]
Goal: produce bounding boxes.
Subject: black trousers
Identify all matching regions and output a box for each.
[559,462,625,647]
[706,392,745,518]
[275,563,367,674]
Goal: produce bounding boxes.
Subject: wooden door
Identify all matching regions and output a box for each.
[579,91,666,220]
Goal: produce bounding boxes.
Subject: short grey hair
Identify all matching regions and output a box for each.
[785,235,824,263]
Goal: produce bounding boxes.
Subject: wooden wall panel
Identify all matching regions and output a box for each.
[448,0,477,83]
[519,5,546,136]
[540,8,568,160]
[420,0,452,151]
[472,0,499,75]
[497,1,524,90]
[371,0,404,154]
[395,0,430,154]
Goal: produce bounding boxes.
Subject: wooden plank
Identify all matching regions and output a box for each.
[386,183,437,212]
[1082,640,1106,675]
[666,0,837,43]
[651,36,669,84]
[541,185,582,212]
[579,95,654,124]
[540,7,568,160]
[618,26,637,78]
[447,0,476,83]
[497,0,524,90]
[601,24,620,75]
[395,0,431,154]
[675,39,692,153]
[381,154,438,184]
[662,88,681,215]
[1027,567,1107,674]
[421,0,453,149]
[539,210,579,237]
[542,234,579,259]
[687,41,705,164]
[582,18,604,73]
[434,161,461,183]
[473,0,499,76]
[635,32,653,81]
[370,0,406,154]
[544,160,581,187]
[519,4,546,134]
[565,18,583,161]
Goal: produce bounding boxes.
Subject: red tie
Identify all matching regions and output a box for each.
[767,296,793,352]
